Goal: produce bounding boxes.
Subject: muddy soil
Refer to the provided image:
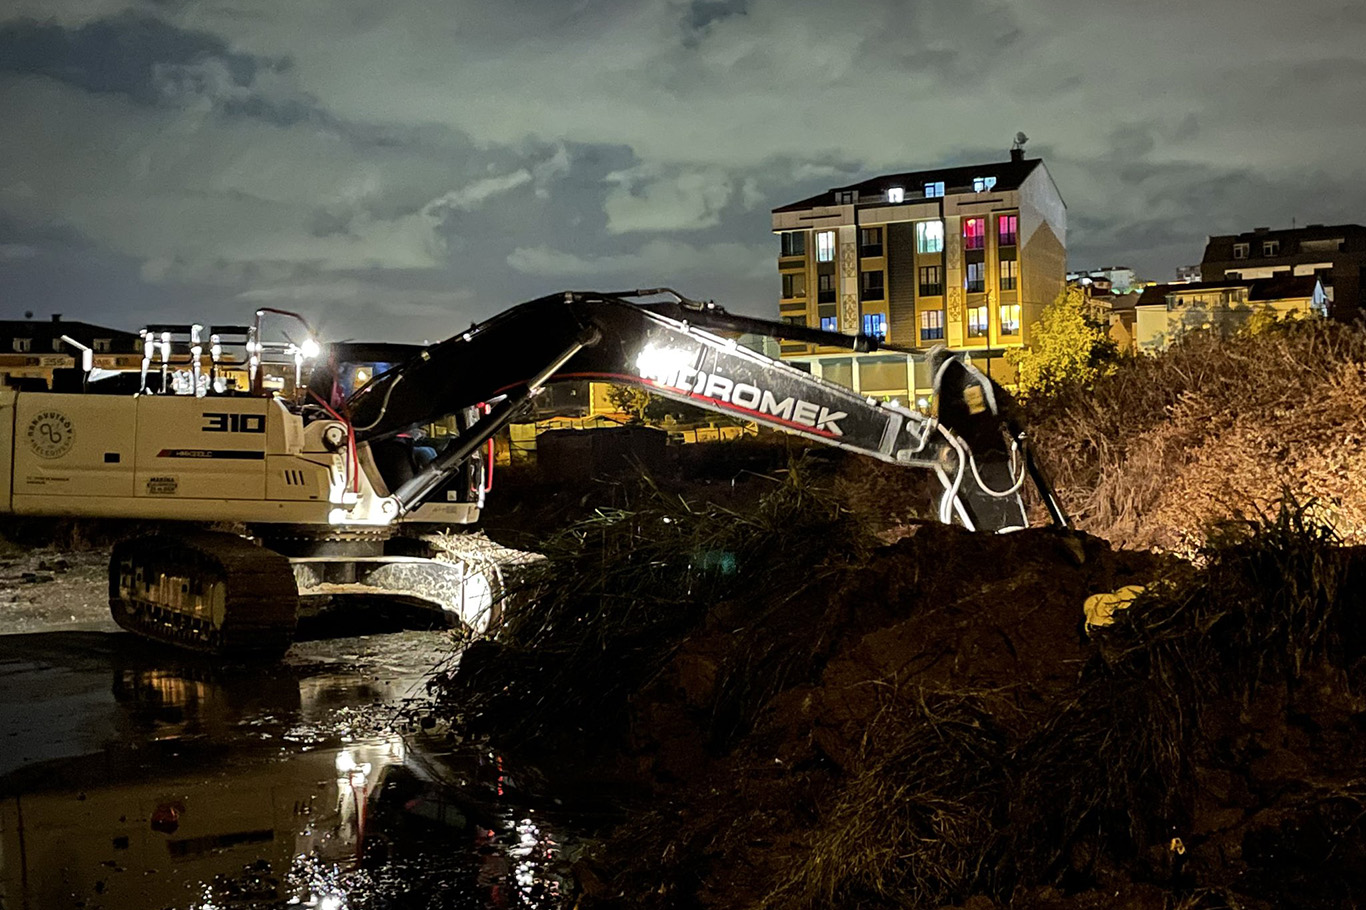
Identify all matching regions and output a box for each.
[444,485,1366,910]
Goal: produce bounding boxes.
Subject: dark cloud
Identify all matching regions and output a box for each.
[684,0,749,39]
[0,12,264,104]
[0,11,337,130]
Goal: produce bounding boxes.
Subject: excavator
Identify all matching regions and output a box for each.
[0,289,1066,658]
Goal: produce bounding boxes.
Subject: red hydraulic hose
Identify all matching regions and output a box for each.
[309,391,360,494]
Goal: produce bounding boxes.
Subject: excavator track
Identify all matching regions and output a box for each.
[109,530,299,659]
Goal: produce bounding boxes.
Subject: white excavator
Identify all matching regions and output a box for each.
[0,289,1066,658]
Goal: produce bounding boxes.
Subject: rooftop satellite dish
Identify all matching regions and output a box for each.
[1013,132,1029,150]
[24,310,33,320]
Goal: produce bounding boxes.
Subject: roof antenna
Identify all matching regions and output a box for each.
[1011,132,1029,162]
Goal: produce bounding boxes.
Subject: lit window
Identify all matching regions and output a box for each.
[860,271,885,301]
[816,231,836,262]
[964,217,985,250]
[887,186,905,203]
[916,221,944,254]
[780,232,806,257]
[1233,242,1249,259]
[972,176,998,192]
[920,309,945,341]
[12,338,31,353]
[1264,240,1280,256]
[859,227,883,257]
[1000,259,1018,291]
[862,313,887,340]
[1000,304,1021,335]
[919,265,944,296]
[924,181,945,198]
[966,261,985,293]
[998,214,1018,246]
[820,316,838,332]
[967,305,989,338]
[94,338,112,353]
[781,273,806,298]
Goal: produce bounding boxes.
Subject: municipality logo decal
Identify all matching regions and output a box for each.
[27,410,75,459]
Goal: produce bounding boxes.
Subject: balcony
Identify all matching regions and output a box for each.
[919,284,944,297]
[817,290,837,304]
[859,243,883,258]
[998,232,1017,247]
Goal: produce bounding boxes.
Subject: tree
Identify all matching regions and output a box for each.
[606,384,653,423]
[605,383,744,427]
[1006,286,1120,400]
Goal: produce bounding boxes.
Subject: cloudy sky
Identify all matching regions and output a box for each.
[2,0,1364,341]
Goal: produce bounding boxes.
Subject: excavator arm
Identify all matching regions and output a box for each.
[346,290,1066,533]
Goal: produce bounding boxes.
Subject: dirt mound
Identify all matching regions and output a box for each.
[434,470,1366,909]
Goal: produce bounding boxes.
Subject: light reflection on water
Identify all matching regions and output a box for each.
[0,632,576,910]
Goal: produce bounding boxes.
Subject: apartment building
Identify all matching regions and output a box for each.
[771,147,1066,399]
[1201,224,1366,320]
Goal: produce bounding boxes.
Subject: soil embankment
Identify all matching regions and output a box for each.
[440,451,1366,909]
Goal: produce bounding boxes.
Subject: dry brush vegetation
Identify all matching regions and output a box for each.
[1027,320,1366,552]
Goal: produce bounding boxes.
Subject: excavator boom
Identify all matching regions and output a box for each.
[348,290,1063,533]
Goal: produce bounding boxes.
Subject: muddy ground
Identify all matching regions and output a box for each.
[449,445,1366,910]
[0,528,585,910]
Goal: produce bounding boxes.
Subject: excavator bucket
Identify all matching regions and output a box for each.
[926,349,1023,531]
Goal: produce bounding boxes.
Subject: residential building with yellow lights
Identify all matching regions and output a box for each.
[1133,275,1327,352]
[771,148,1066,399]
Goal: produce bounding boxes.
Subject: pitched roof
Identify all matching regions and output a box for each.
[0,319,141,352]
[1210,223,1366,243]
[1202,224,1366,263]
[1135,276,1320,307]
[773,156,1044,213]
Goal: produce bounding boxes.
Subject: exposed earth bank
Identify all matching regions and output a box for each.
[445,445,1366,909]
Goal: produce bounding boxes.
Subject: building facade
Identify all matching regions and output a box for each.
[770,149,1066,400]
[0,315,142,385]
[1201,224,1366,320]
[1132,276,1327,352]
[1068,265,1138,295]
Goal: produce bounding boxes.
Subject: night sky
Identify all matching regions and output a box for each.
[2,0,1364,342]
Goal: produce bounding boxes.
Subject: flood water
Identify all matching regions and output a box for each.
[0,626,580,909]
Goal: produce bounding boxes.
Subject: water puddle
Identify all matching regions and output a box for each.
[0,630,579,909]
